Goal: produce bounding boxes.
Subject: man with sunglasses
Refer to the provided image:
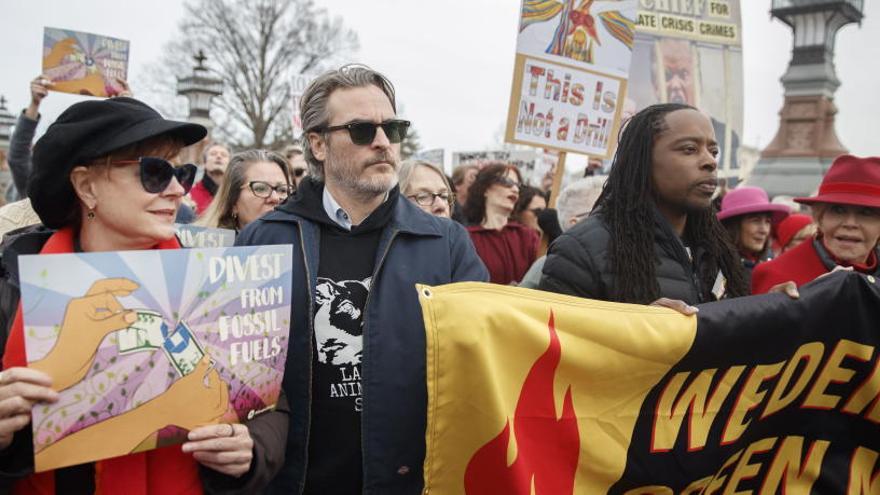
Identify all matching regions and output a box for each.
[236,64,487,495]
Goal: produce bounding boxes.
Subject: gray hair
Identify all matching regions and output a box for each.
[556,176,605,230]
[299,64,397,181]
[398,160,451,195]
[197,149,291,230]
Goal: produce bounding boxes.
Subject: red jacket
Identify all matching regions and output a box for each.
[467,222,539,285]
[752,238,880,294]
[188,179,215,215]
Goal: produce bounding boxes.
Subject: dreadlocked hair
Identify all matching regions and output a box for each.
[592,103,749,304]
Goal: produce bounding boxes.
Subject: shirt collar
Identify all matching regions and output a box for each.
[322,187,353,231]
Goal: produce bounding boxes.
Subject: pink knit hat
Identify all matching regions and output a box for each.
[717,186,791,224]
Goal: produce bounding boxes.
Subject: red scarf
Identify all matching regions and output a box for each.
[2,227,203,495]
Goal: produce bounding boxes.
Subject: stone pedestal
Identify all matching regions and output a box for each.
[747,0,863,198]
[749,95,847,197]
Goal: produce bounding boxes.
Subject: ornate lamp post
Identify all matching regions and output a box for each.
[0,96,15,149]
[748,0,864,198]
[0,95,17,195]
[176,50,223,133]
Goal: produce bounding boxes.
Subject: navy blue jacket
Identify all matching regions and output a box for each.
[235,184,488,494]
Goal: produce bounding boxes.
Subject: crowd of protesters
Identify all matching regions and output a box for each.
[0,64,877,494]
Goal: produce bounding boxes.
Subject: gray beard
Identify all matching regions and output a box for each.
[326,148,399,200]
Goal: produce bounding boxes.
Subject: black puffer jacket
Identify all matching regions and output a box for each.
[538,211,719,305]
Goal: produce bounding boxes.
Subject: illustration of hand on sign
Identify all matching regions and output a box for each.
[30,278,140,391]
[29,278,231,472]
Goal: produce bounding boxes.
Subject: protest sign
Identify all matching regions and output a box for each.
[42,27,130,98]
[627,1,744,176]
[412,149,446,169]
[290,74,313,137]
[419,273,880,493]
[506,1,639,158]
[175,224,236,248]
[20,245,292,471]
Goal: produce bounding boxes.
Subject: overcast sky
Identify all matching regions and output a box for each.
[2,1,878,164]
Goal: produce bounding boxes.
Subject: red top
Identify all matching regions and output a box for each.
[467,222,539,285]
[3,227,203,495]
[188,179,214,215]
[752,237,879,294]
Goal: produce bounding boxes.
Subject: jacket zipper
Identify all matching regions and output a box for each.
[298,223,316,495]
[360,229,399,494]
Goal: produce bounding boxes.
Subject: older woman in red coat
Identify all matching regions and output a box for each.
[752,155,880,294]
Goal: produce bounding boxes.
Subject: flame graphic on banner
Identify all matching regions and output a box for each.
[464,312,580,495]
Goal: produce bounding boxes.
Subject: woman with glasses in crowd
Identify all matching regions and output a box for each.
[463,162,539,285]
[752,155,880,294]
[511,185,547,234]
[199,150,294,232]
[0,98,285,493]
[398,160,454,218]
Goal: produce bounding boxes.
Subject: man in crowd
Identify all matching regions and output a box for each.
[450,163,478,223]
[235,64,487,494]
[539,103,750,309]
[5,75,50,203]
[285,144,310,188]
[189,142,230,214]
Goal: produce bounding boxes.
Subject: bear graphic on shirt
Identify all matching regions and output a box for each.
[314,277,371,366]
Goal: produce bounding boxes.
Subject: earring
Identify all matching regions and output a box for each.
[87,208,96,220]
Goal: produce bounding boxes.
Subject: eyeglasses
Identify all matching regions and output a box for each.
[408,192,455,207]
[110,157,197,194]
[493,176,521,189]
[247,181,294,199]
[319,119,411,145]
[292,168,306,178]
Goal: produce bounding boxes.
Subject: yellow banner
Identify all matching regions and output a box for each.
[418,282,695,494]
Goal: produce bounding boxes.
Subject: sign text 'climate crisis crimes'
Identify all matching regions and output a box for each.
[636,0,740,45]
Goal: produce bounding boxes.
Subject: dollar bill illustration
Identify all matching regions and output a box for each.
[117,310,166,354]
[162,321,206,377]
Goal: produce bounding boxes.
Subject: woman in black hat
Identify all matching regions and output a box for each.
[0,98,285,493]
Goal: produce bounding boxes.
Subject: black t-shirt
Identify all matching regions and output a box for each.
[302,189,394,495]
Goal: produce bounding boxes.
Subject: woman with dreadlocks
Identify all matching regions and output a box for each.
[538,103,750,308]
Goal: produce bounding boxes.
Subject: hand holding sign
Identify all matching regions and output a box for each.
[0,368,58,450]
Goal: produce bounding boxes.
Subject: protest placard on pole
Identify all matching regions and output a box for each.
[290,73,313,138]
[20,245,292,471]
[42,27,129,98]
[505,1,639,160]
[627,1,744,180]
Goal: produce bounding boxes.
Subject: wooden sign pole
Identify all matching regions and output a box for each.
[547,151,568,209]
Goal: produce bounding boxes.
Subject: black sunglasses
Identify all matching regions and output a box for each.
[493,176,521,189]
[111,157,198,194]
[319,119,411,145]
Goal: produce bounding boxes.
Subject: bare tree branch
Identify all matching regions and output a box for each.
[140,0,358,149]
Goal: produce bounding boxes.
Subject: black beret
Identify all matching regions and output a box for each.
[29,97,207,228]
